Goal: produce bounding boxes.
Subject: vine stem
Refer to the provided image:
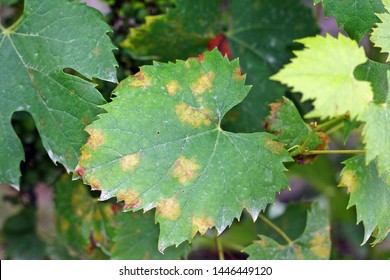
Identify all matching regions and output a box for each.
[304,149,366,155]
[258,214,293,244]
[215,235,225,260]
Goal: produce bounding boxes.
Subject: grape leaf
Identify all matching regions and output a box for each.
[339,156,390,245]
[355,60,390,104]
[371,1,390,62]
[0,0,117,188]
[320,0,386,42]
[244,202,330,260]
[121,0,221,61]
[76,49,292,251]
[112,210,189,260]
[55,175,115,259]
[271,34,373,120]
[223,0,318,132]
[265,97,323,150]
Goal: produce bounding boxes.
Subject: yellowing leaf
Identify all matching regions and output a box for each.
[271,34,373,120]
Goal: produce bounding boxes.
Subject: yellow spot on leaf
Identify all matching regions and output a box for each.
[120,152,141,172]
[130,70,152,88]
[265,138,284,154]
[175,101,213,129]
[232,67,245,82]
[190,71,215,95]
[87,176,102,191]
[60,219,71,232]
[293,244,304,260]
[165,80,181,96]
[156,197,181,221]
[191,214,213,237]
[171,156,201,184]
[338,170,359,193]
[86,128,105,150]
[92,48,102,56]
[309,231,330,259]
[117,189,141,209]
[80,146,92,161]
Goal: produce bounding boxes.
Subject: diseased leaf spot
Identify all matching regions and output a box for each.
[175,101,213,129]
[80,146,92,162]
[171,156,201,184]
[92,48,102,56]
[87,176,101,191]
[165,80,181,96]
[120,152,141,172]
[309,230,330,259]
[265,138,284,154]
[338,170,359,193]
[232,67,245,82]
[156,197,181,221]
[191,214,213,236]
[130,69,152,88]
[190,71,215,95]
[117,189,142,210]
[86,128,105,149]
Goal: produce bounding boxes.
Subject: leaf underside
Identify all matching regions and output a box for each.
[371,1,390,62]
[0,0,117,188]
[77,49,291,251]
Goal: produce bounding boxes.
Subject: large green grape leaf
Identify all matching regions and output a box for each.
[244,203,331,260]
[112,210,189,260]
[371,0,390,62]
[361,72,390,178]
[265,97,323,150]
[77,49,292,251]
[339,156,390,245]
[0,0,117,188]
[223,0,318,132]
[319,0,386,42]
[54,175,115,259]
[121,0,221,61]
[271,34,373,120]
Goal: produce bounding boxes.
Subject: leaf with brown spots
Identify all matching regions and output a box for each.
[0,0,117,188]
[244,202,331,260]
[54,175,115,259]
[77,49,291,251]
[339,156,390,245]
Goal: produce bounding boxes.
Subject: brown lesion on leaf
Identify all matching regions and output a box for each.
[120,152,141,172]
[175,101,214,129]
[156,196,181,221]
[232,67,245,82]
[165,80,182,96]
[265,138,285,154]
[171,156,201,184]
[86,128,105,150]
[190,71,215,95]
[117,189,142,210]
[309,230,330,259]
[129,69,152,88]
[338,170,359,193]
[87,176,102,191]
[80,146,92,162]
[191,214,213,237]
